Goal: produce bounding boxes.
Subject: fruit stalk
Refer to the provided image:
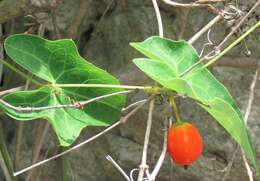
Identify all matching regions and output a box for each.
[169,96,181,123]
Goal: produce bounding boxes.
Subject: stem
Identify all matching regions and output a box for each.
[60,147,69,181]
[13,99,148,177]
[0,123,16,181]
[137,98,155,181]
[169,96,181,123]
[0,58,41,86]
[203,21,260,68]
[152,0,163,37]
[0,90,133,112]
[53,83,153,91]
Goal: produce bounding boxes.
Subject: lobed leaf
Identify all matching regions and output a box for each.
[1,34,126,146]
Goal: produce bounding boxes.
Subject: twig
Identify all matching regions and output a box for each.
[150,119,168,180]
[152,0,163,37]
[106,155,130,181]
[0,90,133,112]
[13,97,149,176]
[188,15,222,45]
[137,98,155,181]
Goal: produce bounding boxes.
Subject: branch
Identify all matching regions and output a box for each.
[0,0,60,24]
[13,97,149,177]
[0,90,133,112]
[137,98,155,181]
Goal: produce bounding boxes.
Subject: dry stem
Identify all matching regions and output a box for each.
[13,97,149,177]
[137,98,155,181]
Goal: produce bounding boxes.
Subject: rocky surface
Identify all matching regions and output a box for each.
[1,0,260,180]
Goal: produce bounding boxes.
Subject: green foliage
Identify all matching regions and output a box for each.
[131,36,259,171]
[0,34,126,146]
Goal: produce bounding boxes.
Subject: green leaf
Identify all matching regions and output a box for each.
[131,36,259,171]
[1,34,126,146]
